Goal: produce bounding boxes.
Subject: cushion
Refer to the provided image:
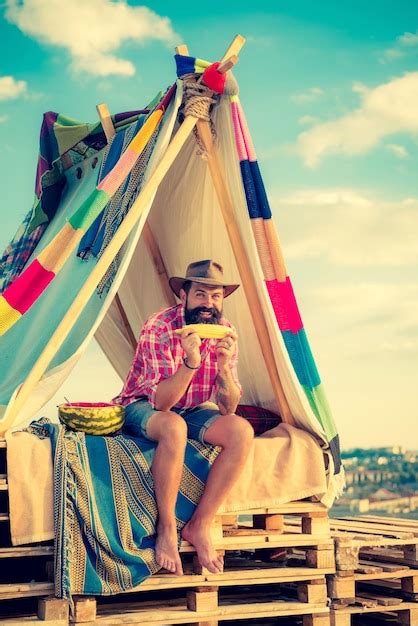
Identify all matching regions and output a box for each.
[236,405,282,436]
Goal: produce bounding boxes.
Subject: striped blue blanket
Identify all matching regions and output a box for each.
[28,419,218,598]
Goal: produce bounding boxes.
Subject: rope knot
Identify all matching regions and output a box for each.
[181,75,218,158]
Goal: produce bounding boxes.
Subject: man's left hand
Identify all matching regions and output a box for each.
[215,331,237,367]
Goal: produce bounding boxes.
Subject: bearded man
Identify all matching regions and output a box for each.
[114,260,254,576]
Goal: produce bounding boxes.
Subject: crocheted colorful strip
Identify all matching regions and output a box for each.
[175,54,210,79]
[230,94,341,471]
[0,87,175,337]
[0,109,151,294]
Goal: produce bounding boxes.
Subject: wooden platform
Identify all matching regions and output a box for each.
[4,434,418,625]
[330,602,418,626]
[329,515,418,572]
[326,515,418,625]
[0,436,333,624]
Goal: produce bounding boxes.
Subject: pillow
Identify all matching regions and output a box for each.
[58,402,124,436]
[235,405,281,436]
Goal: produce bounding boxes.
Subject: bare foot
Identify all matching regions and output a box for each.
[182,519,223,574]
[155,523,183,575]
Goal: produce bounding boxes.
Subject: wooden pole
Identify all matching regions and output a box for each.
[0,115,198,435]
[174,41,292,422]
[96,103,137,352]
[175,44,189,55]
[218,55,238,74]
[114,294,137,351]
[195,119,293,424]
[97,103,176,342]
[221,35,246,62]
[142,224,176,307]
[96,103,116,143]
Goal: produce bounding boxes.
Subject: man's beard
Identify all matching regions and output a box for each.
[185,305,222,325]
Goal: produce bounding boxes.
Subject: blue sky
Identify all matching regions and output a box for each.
[1,1,417,449]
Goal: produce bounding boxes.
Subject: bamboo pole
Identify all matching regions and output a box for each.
[195,119,293,424]
[0,115,198,435]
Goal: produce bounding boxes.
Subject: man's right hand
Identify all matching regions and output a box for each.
[180,328,201,368]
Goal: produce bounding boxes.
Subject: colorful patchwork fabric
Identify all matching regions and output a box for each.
[77,92,165,262]
[27,419,218,598]
[0,86,175,336]
[0,109,147,293]
[0,210,46,294]
[77,108,162,295]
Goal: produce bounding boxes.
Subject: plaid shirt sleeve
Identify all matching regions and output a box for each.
[139,324,177,407]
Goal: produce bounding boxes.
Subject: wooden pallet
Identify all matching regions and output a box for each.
[327,558,418,607]
[330,601,418,625]
[327,516,418,572]
[0,437,333,624]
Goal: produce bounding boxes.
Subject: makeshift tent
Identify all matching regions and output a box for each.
[0,37,344,505]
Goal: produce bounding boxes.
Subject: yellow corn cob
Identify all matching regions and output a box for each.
[174,324,231,339]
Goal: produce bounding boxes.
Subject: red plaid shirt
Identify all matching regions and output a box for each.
[113,304,241,409]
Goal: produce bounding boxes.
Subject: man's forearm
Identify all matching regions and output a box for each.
[215,365,241,415]
[154,362,196,411]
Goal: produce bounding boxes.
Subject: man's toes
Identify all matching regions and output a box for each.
[211,554,223,572]
[205,560,219,574]
[175,561,184,576]
[215,555,224,571]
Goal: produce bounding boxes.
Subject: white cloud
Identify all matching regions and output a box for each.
[274,188,418,268]
[380,31,418,63]
[398,31,418,47]
[351,81,368,95]
[381,47,404,62]
[291,87,324,104]
[386,143,408,158]
[246,35,275,48]
[5,0,178,77]
[0,75,27,100]
[308,282,418,356]
[298,115,319,125]
[294,72,418,167]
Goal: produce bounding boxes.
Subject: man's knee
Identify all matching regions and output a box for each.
[208,414,254,449]
[228,415,255,445]
[148,410,187,444]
